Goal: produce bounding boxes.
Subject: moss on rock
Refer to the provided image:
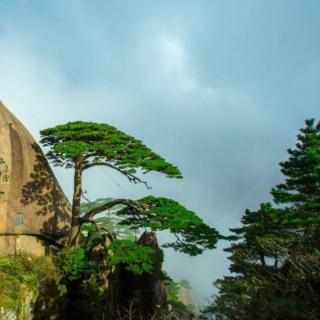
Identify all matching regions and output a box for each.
[0,255,66,320]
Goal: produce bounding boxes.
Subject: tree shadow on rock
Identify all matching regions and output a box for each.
[21,143,71,244]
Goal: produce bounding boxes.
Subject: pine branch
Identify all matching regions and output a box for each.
[82,162,152,189]
[81,199,149,221]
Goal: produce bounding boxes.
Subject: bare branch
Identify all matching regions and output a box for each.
[82,162,152,189]
[81,191,93,203]
[173,233,183,245]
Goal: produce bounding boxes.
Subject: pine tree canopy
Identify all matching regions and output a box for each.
[40,121,182,178]
[272,119,320,206]
[225,203,294,275]
[39,121,219,258]
[271,118,320,231]
[119,196,220,255]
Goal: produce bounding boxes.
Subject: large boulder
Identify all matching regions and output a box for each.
[0,101,71,256]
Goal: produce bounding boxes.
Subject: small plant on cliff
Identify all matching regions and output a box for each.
[107,239,160,275]
[55,247,94,281]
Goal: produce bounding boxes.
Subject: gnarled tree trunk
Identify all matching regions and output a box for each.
[68,156,84,247]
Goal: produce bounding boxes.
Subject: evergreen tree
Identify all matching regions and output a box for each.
[41,121,220,318]
[203,119,320,320]
[40,121,219,254]
[271,118,320,245]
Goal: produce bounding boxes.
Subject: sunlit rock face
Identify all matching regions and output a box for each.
[0,101,71,256]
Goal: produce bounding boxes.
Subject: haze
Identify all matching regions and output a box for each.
[0,0,319,303]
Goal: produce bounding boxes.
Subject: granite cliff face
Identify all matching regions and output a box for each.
[0,101,71,256]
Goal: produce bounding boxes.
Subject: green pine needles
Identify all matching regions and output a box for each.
[40,121,182,178]
[107,239,161,275]
[120,196,220,255]
[40,120,219,276]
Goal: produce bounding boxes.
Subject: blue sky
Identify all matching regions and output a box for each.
[1,0,320,303]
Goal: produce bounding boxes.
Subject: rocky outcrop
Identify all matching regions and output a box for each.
[0,101,71,256]
[116,232,167,319]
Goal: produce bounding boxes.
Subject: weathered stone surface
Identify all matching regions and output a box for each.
[0,101,71,255]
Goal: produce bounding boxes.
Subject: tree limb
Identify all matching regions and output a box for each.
[84,219,116,242]
[173,232,183,245]
[81,191,93,203]
[82,162,152,189]
[81,198,149,221]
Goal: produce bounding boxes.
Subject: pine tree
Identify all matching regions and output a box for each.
[271,118,320,246]
[40,121,219,254]
[203,119,320,320]
[41,121,220,318]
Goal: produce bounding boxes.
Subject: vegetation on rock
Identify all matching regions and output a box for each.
[107,239,160,275]
[0,255,66,320]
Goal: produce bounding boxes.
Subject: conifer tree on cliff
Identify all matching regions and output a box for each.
[203,119,320,320]
[40,121,219,256]
[271,118,320,245]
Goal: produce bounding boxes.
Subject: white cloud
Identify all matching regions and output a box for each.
[0,36,136,138]
[149,34,198,93]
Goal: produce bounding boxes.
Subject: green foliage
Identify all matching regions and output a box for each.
[0,255,66,320]
[204,119,320,320]
[52,246,108,319]
[68,275,106,319]
[120,196,220,255]
[40,121,182,178]
[38,120,219,317]
[271,118,320,235]
[80,222,107,251]
[0,256,38,311]
[107,239,161,275]
[33,257,67,320]
[40,120,218,257]
[54,248,94,282]
[166,280,189,316]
